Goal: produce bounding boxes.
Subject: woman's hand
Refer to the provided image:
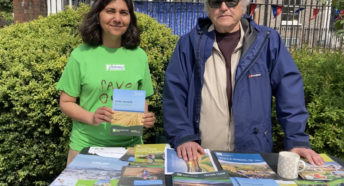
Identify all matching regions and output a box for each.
[92,106,114,125]
[142,112,155,128]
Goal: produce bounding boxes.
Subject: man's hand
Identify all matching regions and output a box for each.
[176,141,205,161]
[290,147,324,166]
[142,112,155,128]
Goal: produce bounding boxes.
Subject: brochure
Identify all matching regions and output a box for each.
[213,152,276,179]
[111,89,145,136]
[120,147,135,162]
[132,144,166,168]
[88,147,127,158]
[172,170,233,186]
[50,154,129,186]
[230,177,278,186]
[118,166,165,186]
[295,178,344,186]
[165,148,218,175]
[75,179,119,186]
[298,154,344,181]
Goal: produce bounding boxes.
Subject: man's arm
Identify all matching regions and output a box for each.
[269,31,323,165]
[163,38,203,160]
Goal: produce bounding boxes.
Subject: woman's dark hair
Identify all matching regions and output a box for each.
[79,0,140,49]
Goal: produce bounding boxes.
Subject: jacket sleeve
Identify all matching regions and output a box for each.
[269,30,311,150]
[163,37,200,148]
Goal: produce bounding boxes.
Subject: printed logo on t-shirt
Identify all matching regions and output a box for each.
[106,64,125,71]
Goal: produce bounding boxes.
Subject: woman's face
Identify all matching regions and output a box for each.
[99,0,131,42]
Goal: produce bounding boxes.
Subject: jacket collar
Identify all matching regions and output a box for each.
[196,15,258,56]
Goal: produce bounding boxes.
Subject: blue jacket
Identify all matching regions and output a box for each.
[163,16,311,152]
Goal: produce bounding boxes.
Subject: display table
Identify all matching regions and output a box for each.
[79,147,344,186]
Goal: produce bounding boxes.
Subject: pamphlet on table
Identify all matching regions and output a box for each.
[213,152,277,179]
[50,154,128,186]
[118,166,165,186]
[298,154,344,181]
[165,148,218,175]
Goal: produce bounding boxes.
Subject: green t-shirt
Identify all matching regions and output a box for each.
[56,44,154,151]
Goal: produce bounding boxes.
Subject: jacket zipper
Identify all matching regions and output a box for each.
[234,31,270,89]
[194,31,203,124]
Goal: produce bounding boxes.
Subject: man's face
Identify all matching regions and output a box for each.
[207,0,243,33]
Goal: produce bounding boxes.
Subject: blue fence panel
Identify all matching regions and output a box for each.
[134,1,207,36]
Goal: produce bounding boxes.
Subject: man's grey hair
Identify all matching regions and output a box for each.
[204,0,251,14]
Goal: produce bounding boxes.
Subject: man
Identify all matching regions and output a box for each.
[163,0,324,165]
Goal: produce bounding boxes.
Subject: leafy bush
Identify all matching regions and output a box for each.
[0,11,13,26]
[0,4,177,185]
[0,0,12,12]
[272,48,344,160]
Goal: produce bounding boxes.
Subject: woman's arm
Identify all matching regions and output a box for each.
[59,91,114,126]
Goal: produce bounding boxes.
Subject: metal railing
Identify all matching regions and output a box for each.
[49,0,343,50]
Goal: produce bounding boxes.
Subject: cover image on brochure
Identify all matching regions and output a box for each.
[111,89,145,136]
[50,154,128,186]
[214,152,277,179]
[120,147,135,162]
[165,148,218,175]
[298,154,344,181]
[118,166,165,186]
[172,170,233,186]
[132,144,166,168]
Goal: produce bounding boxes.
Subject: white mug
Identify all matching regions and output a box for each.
[277,151,306,179]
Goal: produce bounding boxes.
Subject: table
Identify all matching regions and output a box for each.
[80,148,344,185]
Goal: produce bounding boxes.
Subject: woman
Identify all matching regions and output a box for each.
[56,0,155,166]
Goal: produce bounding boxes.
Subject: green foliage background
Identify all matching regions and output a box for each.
[0,5,177,185]
[0,3,343,186]
[272,48,344,160]
[0,0,12,12]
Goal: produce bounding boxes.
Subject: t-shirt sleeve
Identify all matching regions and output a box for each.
[56,54,81,98]
[140,53,154,98]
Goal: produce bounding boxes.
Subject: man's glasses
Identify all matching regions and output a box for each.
[208,0,240,8]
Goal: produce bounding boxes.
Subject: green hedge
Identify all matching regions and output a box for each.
[272,48,344,160]
[294,49,344,158]
[0,5,177,185]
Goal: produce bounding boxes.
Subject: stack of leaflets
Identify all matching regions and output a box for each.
[172,170,232,185]
[298,154,344,181]
[172,171,280,186]
[213,152,277,179]
[111,89,146,136]
[120,147,135,162]
[230,177,278,186]
[88,147,127,158]
[118,166,165,186]
[50,154,129,186]
[165,148,218,175]
[129,144,167,167]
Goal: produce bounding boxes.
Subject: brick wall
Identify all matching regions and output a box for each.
[13,0,47,23]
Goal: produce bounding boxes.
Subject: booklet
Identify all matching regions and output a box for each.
[118,166,165,186]
[165,148,218,175]
[120,147,135,162]
[50,154,129,186]
[298,154,344,181]
[230,177,279,186]
[295,177,344,186]
[131,144,167,168]
[88,147,127,158]
[75,179,119,186]
[172,170,233,185]
[111,89,146,136]
[213,152,277,179]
